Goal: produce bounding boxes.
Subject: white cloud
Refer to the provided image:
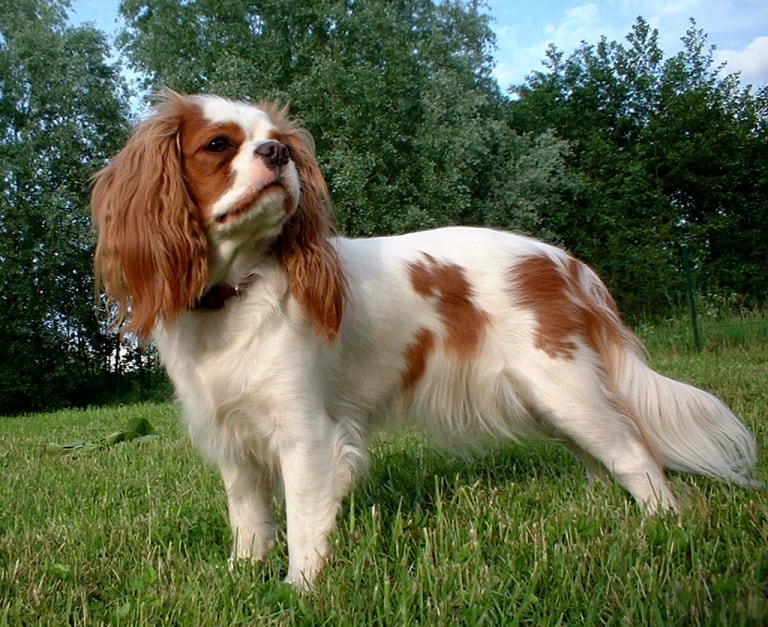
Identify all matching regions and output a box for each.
[543,3,613,49]
[493,61,518,88]
[645,0,704,17]
[715,36,768,85]
[488,1,768,90]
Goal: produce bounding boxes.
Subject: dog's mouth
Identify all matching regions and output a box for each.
[215,181,287,225]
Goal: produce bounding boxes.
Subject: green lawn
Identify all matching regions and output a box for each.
[1,319,766,625]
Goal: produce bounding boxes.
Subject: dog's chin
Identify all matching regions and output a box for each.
[215,183,293,228]
[205,189,296,275]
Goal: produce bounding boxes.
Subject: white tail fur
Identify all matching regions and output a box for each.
[613,344,758,487]
[572,256,757,488]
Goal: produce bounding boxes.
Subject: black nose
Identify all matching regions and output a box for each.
[254,141,290,168]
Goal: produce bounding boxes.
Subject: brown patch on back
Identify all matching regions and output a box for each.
[407,253,490,359]
[402,327,436,389]
[510,253,657,459]
[509,254,630,362]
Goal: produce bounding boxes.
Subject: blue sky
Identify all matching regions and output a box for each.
[485,0,768,88]
[70,0,768,89]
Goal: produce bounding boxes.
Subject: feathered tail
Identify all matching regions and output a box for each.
[614,347,758,486]
[573,256,758,487]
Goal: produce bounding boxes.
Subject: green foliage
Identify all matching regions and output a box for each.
[510,17,768,320]
[1,329,766,623]
[117,0,576,237]
[0,0,130,413]
[0,2,767,413]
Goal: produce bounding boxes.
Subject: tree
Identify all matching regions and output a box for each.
[509,18,768,318]
[648,24,768,306]
[0,0,130,413]
[117,0,575,238]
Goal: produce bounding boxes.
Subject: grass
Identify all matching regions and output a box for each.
[1,317,766,625]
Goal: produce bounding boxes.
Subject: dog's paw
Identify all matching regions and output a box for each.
[284,570,313,592]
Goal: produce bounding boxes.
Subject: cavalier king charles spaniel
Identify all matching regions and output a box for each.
[92,91,757,587]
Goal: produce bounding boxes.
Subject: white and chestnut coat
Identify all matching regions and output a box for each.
[92,92,757,587]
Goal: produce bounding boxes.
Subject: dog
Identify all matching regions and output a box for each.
[91,91,757,587]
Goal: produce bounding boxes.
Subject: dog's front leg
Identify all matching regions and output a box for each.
[220,462,276,563]
[279,432,341,588]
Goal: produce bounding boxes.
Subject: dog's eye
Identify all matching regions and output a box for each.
[205,136,233,153]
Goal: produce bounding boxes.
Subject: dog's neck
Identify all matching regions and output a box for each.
[193,273,258,310]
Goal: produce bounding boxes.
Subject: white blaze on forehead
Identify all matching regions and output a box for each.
[196,95,276,140]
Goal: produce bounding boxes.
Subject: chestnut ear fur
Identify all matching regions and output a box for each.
[91,93,208,341]
[262,102,349,340]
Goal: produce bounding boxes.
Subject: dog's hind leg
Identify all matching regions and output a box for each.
[561,439,610,484]
[521,365,677,513]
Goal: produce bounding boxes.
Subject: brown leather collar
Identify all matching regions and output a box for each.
[193,273,257,310]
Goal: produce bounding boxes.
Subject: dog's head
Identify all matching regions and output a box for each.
[92,91,346,340]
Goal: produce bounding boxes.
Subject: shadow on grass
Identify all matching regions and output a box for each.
[355,434,579,524]
[172,436,580,569]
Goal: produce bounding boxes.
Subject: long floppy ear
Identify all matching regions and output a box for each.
[91,93,208,341]
[265,104,348,340]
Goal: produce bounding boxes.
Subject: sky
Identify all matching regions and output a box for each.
[70,0,768,90]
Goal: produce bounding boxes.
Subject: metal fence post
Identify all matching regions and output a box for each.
[681,243,703,351]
